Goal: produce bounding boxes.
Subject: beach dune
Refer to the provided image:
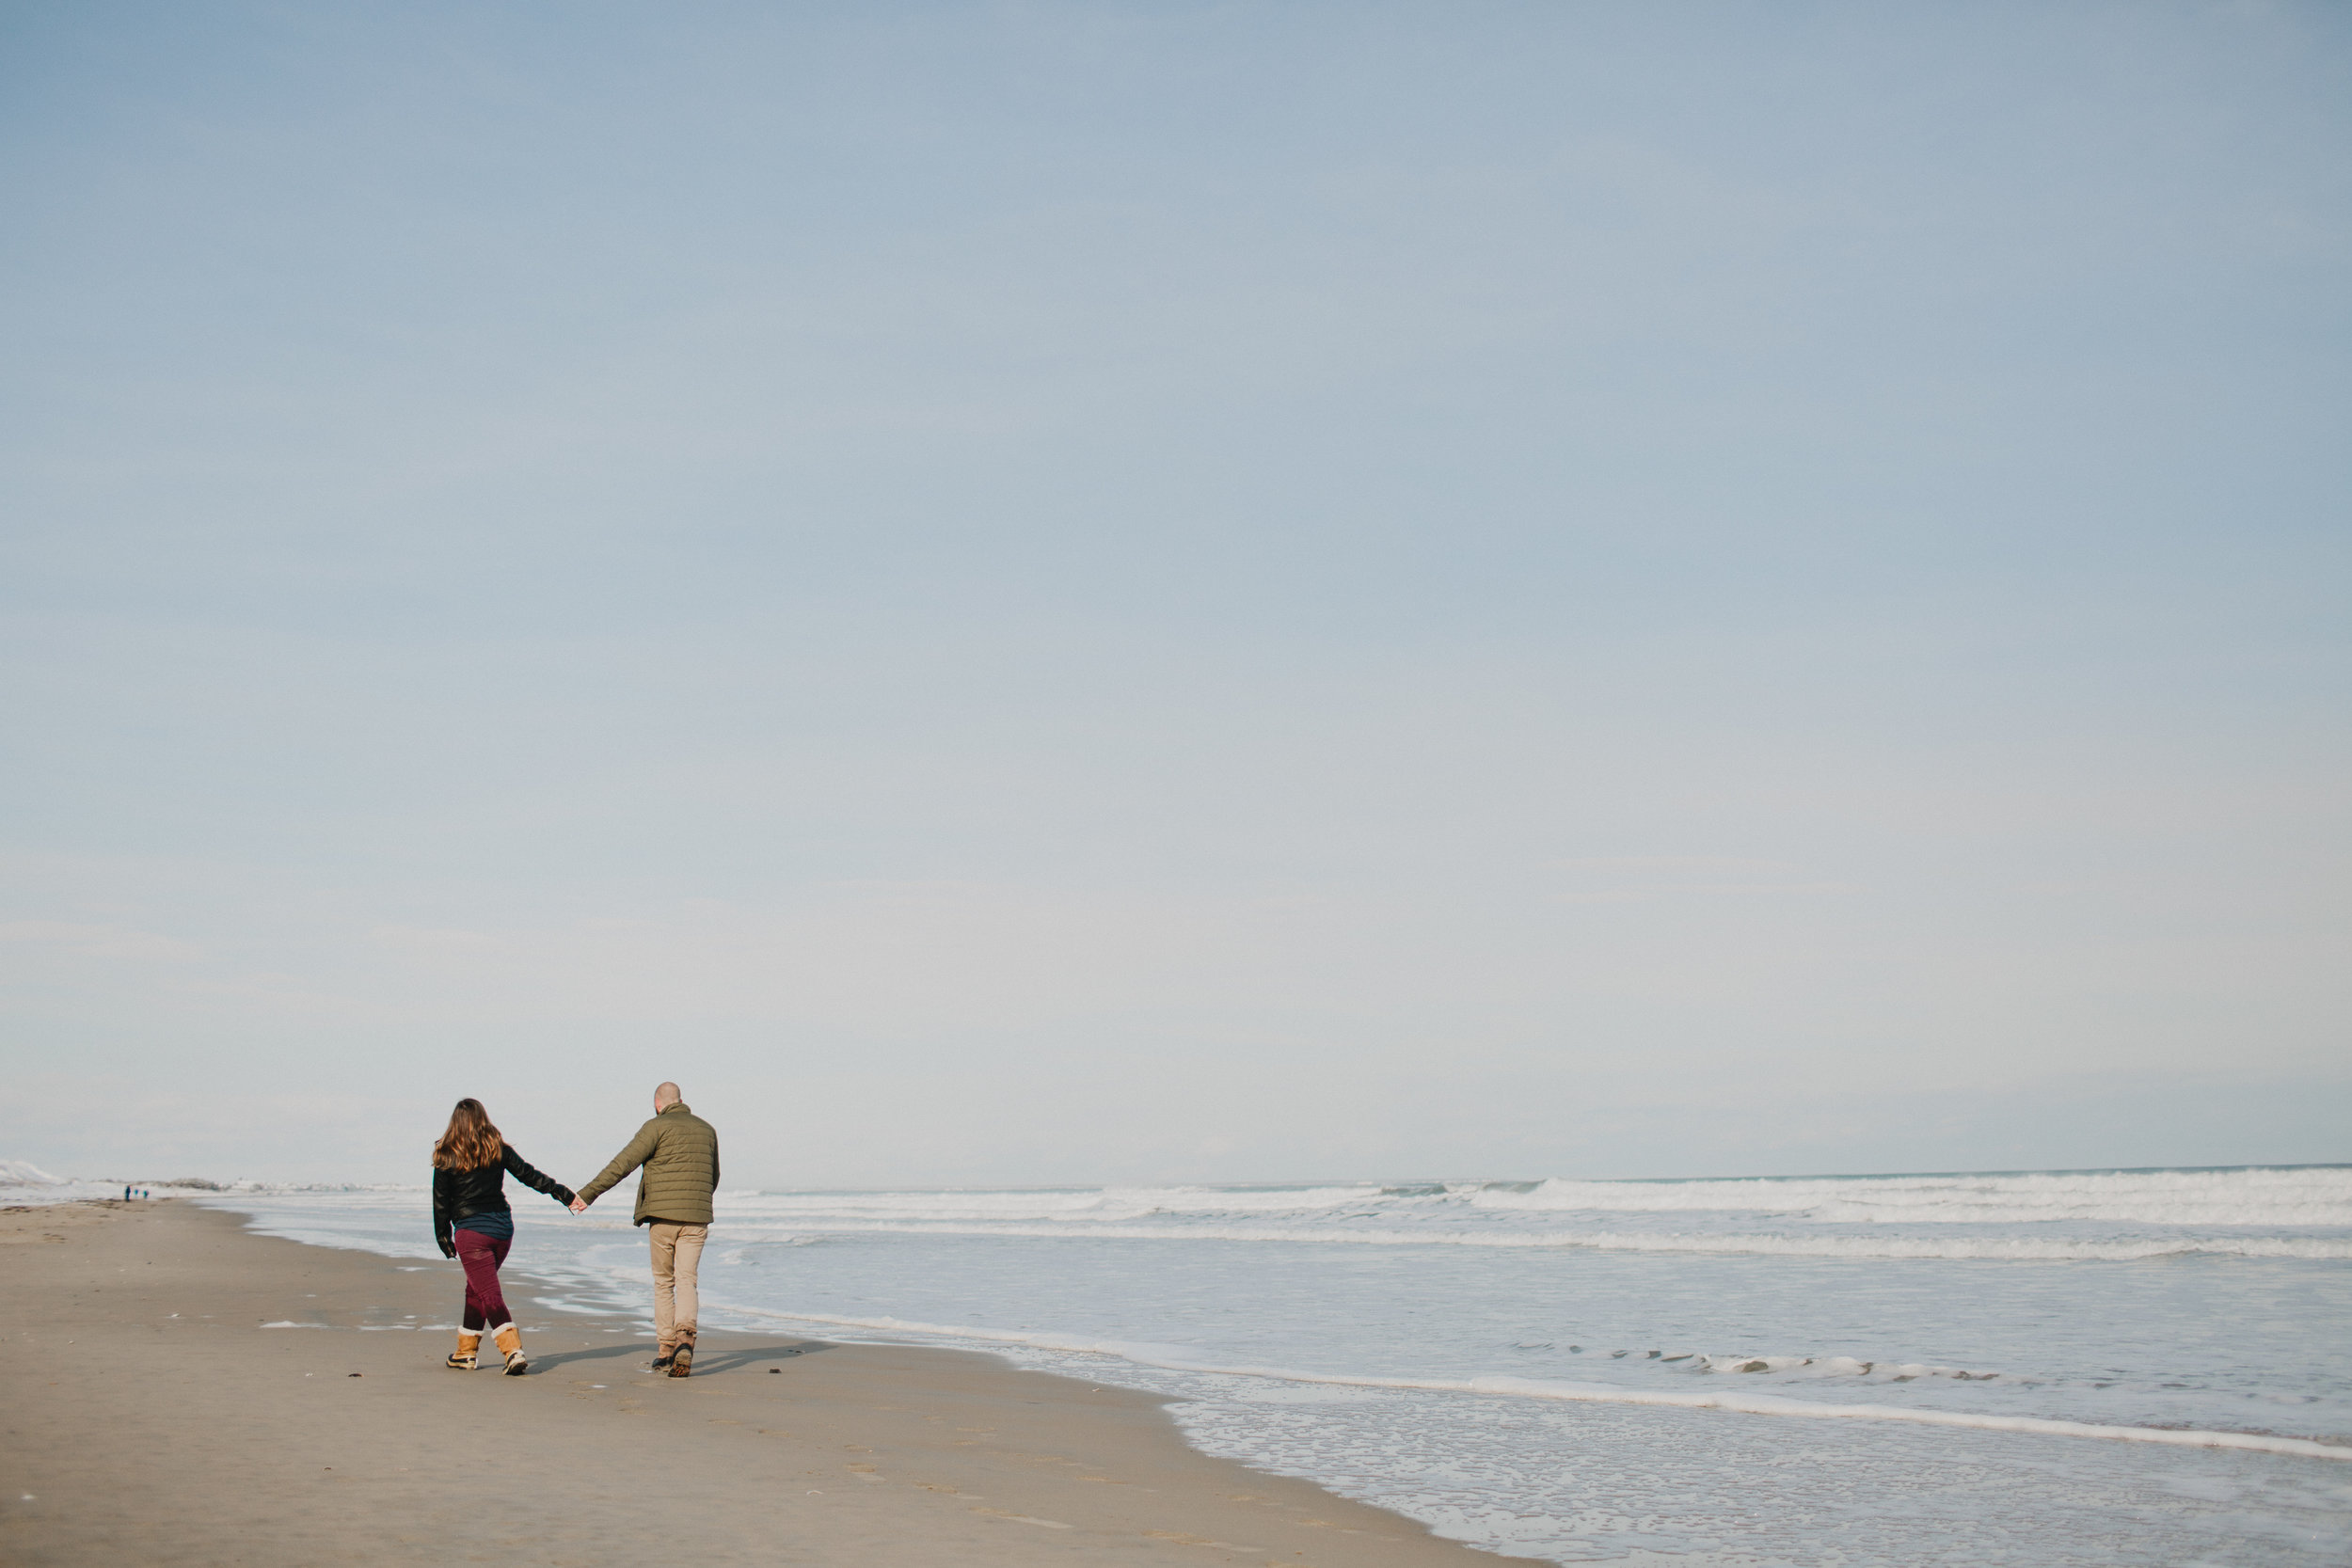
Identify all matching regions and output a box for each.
[0,1201,1538,1566]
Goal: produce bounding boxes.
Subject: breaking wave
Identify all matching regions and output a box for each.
[714,1217,2352,1260]
[677,1165,2352,1260]
[1470,1166,2352,1227]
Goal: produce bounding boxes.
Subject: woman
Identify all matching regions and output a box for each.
[431,1098,576,1375]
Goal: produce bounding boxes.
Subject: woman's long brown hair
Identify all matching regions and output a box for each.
[432,1099,504,1171]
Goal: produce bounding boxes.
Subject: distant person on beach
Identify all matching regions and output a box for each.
[430,1098,577,1376]
[570,1082,720,1378]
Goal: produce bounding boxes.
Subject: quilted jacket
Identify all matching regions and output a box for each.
[577,1102,721,1227]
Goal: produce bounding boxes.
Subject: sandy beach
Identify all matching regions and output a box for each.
[0,1200,1541,1567]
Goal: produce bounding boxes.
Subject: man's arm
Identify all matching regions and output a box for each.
[574,1120,661,1207]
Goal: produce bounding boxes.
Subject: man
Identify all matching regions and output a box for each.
[571,1082,721,1377]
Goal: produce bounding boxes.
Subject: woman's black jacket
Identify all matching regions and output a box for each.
[432,1147,576,1257]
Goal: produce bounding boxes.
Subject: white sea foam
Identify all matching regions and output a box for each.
[719,1183,1382,1224]
[1473,1166,2352,1227]
[691,1164,2352,1241]
[197,1166,2352,1259]
[158,1164,2352,1236]
[710,1217,2352,1260]
[712,1302,2352,1463]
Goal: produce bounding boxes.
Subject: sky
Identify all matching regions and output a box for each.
[2,1,2346,1189]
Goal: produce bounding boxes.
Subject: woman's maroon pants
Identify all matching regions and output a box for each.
[453,1228,513,1330]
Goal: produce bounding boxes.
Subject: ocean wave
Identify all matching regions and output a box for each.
[1470,1167,2352,1227]
[700,1166,2352,1232]
[707,1218,2352,1260]
[100,1165,2352,1232]
[720,1183,1384,1224]
[708,1303,2352,1462]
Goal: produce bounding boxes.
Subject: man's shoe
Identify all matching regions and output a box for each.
[668,1338,692,1378]
[492,1323,527,1376]
[445,1331,480,1371]
[647,1351,675,1373]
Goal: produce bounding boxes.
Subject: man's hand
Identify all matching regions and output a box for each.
[569,1196,588,1213]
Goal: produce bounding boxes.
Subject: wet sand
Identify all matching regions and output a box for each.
[0,1200,1543,1566]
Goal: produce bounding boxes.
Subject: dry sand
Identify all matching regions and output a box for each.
[1,1200,1544,1566]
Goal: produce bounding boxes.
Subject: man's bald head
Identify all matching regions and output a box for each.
[654,1082,682,1110]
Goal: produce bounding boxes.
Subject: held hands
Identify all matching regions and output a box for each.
[569,1196,588,1213]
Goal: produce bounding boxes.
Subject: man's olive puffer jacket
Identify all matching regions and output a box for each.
[577,1101,721,1227]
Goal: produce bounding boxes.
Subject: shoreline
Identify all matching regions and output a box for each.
[1,1199,1546,1567]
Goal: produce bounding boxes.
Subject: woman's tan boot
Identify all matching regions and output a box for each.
[445,1331,480,1370]
[492,1323,527,1376]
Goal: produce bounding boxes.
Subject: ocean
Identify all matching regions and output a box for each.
[166,1164,2352,1564]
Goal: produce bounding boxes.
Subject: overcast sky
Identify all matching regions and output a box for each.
[3,1,2346,1188]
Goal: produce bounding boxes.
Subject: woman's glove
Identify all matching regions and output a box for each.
[438,1236,456,1259]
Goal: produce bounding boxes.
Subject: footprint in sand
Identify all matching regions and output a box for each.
[972,1507,1073,1529]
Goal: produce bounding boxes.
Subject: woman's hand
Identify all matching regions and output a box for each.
[569,1196,588,1213]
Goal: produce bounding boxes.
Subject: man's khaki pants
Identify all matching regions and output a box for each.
[648,1221,708,1353]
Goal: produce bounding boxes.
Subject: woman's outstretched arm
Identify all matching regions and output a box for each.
[430,1166,457,1257]
[501,1145,578,1208]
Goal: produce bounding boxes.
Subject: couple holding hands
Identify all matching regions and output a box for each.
[429,1083,720,1378]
